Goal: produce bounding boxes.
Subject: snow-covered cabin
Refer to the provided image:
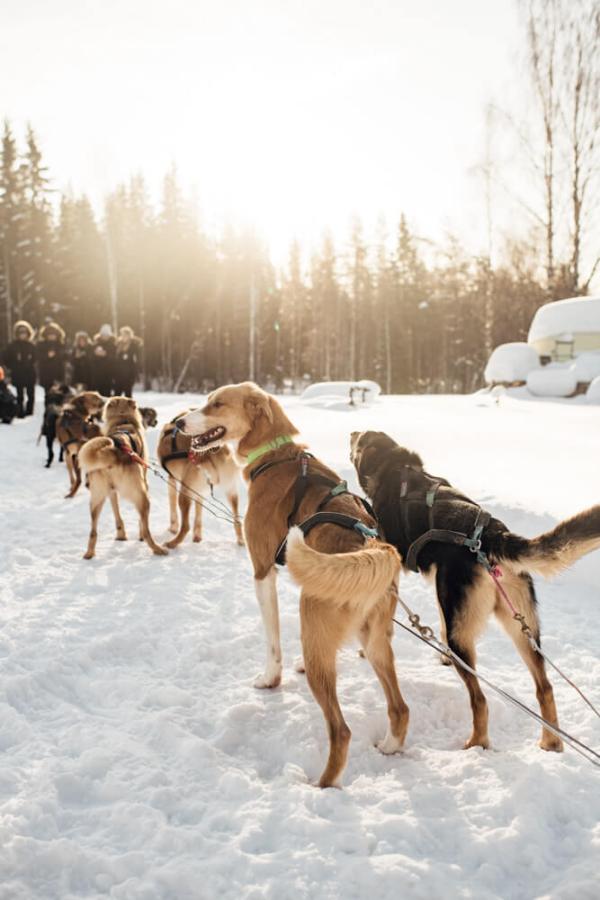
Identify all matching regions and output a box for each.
[528,296,600,361]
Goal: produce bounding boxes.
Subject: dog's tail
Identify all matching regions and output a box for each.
[78,436,120,474]
[285,526,400,611]
[502,505,600,578]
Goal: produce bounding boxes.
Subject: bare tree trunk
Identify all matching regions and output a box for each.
[3,243,12,338]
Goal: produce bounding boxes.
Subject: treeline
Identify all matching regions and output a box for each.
[0,122,584,394]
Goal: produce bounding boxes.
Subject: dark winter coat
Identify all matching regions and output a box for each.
[91,334,117,395]
[71,335,94,387]
[0,377,18,423]
[3,339,36,386]
[114,335,143,394]
[36,323,67,390]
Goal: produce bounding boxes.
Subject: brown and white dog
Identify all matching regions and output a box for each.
[157,412,244,547]
[176,382,406,788]
[78,396,168,560]
[56,391,105,497]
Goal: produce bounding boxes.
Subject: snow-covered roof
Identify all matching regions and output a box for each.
[528,297,600,343]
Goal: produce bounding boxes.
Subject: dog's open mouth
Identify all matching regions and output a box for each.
[190,425,226,452]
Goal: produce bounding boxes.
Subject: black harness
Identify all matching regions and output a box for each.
[397,465,491,572]
[250,450,378,566]
[160,420,190,473]
[59,414,93,451]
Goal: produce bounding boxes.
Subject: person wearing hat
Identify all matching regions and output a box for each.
[91,324,117,396]
[70,331,94,390]
[36,322,67,393]
[114,326,143,397]
[2,320,37,416]
[0,365,18,424]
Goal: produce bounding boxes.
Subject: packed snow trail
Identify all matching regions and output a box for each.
[1,390,599,900]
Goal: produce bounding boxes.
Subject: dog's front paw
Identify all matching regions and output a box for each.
[254,670,282,689]
[168,523,178,534]
[83,551,95,560]
[153,546,169,556]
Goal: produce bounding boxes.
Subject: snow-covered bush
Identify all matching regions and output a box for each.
[484,343,539,385]
[526,367,577,397]
[586,375,600,404]
[569,352,600,384]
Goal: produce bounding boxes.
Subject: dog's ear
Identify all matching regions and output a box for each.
[244,390,273,424]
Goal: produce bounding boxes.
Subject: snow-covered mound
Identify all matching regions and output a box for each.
[484,342,539,385]
[526,366,577,397]
[1,389,599,899]
[586,375,600,404]
[569,351,600,383]
[300,379,381,410]
[528,296,600,343]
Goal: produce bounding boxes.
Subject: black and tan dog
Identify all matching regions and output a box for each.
[157,412,244,547]
[78,396,168,560]
[56,391,105,497]
[350,430,600,754]
[39,383,75,467]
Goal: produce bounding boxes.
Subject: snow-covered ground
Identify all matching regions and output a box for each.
[1,389,599,900]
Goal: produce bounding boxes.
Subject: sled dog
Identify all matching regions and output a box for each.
[176,383,405,788]
[157,412,244,547]
[56,390,105,497]
[350,429,600,753]
[78,396,167,560]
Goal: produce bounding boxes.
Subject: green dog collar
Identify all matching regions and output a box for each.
[246,435,294,464]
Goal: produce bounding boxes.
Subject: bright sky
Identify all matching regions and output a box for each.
[2,0,521,262]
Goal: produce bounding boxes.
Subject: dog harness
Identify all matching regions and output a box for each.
[249,448,378,566]
[397,465,491,572]
[112,430,143,460]
[59,412,95,451]
[159,418,219,474]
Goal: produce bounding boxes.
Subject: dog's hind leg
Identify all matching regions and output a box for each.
[166,490,192,548]
[301,596,351,788]
[360,594,409,754]
[83,478,106,559]
[253,567,282,689]
[438,567,492,749]
[494,573,563,752]
[134,490,168,556]
[168,476,178,533]
[65,451,81,498]
[109,490,127,541]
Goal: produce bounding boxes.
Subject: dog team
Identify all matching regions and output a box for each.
[40,381,600,787]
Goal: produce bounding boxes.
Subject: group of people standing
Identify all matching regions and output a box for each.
[0,320,143,418]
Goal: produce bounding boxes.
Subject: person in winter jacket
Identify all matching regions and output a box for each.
[0,365,18,424]
[2,320,37,416]
[36,322,67,392]
[91,324,116,396]
[114,326,143,397]
[70,331,93,389]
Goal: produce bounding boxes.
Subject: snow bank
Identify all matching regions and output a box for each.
[569,351,600,383]
[528,296,600,343]
[484,342,539,385]
[300,380,381,410]
[526,367,577,397]
[586,375,600,404]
